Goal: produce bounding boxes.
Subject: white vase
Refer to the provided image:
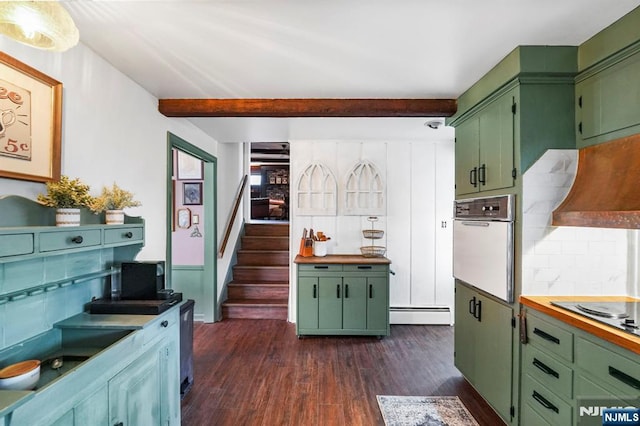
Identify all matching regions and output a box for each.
[105,209,125,225]
[55,208,81,227]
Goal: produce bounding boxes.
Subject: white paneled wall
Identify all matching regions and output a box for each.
[522,150,635,296]
[289,139,454,324]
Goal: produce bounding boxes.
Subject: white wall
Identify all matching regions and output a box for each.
[288,137,455,323]
[0,39,224,263]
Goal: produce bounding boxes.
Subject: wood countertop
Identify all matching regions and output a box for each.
[294,254,391,264]
[520,295,640,355]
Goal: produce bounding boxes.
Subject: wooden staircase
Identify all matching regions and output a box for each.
[222,223,289,320]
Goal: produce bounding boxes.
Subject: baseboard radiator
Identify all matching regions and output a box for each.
[389,306,452,325]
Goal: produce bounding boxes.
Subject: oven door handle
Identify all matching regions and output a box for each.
[459,221,490,227]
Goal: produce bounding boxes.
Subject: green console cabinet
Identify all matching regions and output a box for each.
[295,255,390,337]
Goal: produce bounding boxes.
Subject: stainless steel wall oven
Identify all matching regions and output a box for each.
[453,194,515,303]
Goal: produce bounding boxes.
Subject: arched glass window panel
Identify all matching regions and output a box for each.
[296,163,337,215]
[344,160,385,215]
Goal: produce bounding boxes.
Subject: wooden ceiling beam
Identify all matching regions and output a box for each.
[158,98,457,118]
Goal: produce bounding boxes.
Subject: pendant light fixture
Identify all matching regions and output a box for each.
[0,1,79,52]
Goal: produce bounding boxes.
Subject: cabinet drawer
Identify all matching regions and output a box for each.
[40,229,102,252]
[527,313,574,362]
[342,264,387,273]
[298,264,343,272]
[104,226,143,245]
[521,403,552,426]
[575,374,638,407]
[0,233,34,258]
[143,309,179,346]
[522,375,572,426]
[523,344,573,399]
[575,337,640,396]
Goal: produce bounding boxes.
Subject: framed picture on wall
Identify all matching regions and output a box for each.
[176,150,203,180]
[183,182,202,205]
[0,51,62,182]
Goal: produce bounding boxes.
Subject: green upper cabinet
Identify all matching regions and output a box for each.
[454,88,515,196]
[576,6,640,148]
[448,46,577,198]
[576,42,640,148]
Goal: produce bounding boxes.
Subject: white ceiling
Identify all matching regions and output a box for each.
[65,1,640,142]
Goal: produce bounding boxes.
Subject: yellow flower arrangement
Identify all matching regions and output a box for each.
[37,175,93,209]
[89,183,141,213]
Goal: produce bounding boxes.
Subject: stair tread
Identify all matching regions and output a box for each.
[233,265,289,269]
[229,281,289,286]
[223,299,288,306]
[238,249,289,253]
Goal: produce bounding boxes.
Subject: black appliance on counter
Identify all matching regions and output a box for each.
[551,301,640,337]
[89,261,182,314]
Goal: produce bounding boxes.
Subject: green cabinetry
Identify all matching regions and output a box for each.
[454,282,514,422]
[520,308,640,426]
[448,46,577,197]
[453,87,516,196]
[575,42,640,148]
[6,308,181,426]
[295,256,390,337]
[575,7,640,148]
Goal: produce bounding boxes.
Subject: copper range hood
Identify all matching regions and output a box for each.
[552,133,640,229]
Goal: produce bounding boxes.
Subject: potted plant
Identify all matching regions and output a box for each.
[89,183,141,224]
[36,175,94,226]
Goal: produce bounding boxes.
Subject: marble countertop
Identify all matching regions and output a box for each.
[520,295,640,355]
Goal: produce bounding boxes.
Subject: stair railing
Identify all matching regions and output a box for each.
[219,174,248,258]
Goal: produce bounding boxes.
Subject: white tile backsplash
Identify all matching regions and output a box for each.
[522,149,635,296]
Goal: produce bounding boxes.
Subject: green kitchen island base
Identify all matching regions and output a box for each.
[295,254,391,338]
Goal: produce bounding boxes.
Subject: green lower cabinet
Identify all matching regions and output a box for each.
[298,276,319,329]
[5,309,181,426]
[454,282,514,423]
[366,277,388,331]
[296,262,390,337]
[341,278,367,330]
[75,385,108,425]
[318,277,344,330]
[521,308,640,426]
[109,345,162,426]
[49,410,73,426]
[110,328,179,426]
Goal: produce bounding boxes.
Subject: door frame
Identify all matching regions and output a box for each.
[167,132,218,322]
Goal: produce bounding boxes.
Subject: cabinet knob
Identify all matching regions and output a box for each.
[161,320,169,328]
[114,423,124,426]
[124,231,133,238]
[71,236,83,244]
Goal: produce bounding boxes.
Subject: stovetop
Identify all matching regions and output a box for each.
[550,301,640,338]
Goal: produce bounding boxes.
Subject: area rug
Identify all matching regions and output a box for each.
[376,395,479,426]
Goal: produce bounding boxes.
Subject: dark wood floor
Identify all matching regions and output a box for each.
[181,320,506,426]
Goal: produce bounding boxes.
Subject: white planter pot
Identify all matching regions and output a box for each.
[55,208,81,227]
[105,209,125,225]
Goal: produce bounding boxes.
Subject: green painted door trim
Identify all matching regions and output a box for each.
[166,132,218,323]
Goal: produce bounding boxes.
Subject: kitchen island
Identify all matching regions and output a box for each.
[295,254,391,337]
